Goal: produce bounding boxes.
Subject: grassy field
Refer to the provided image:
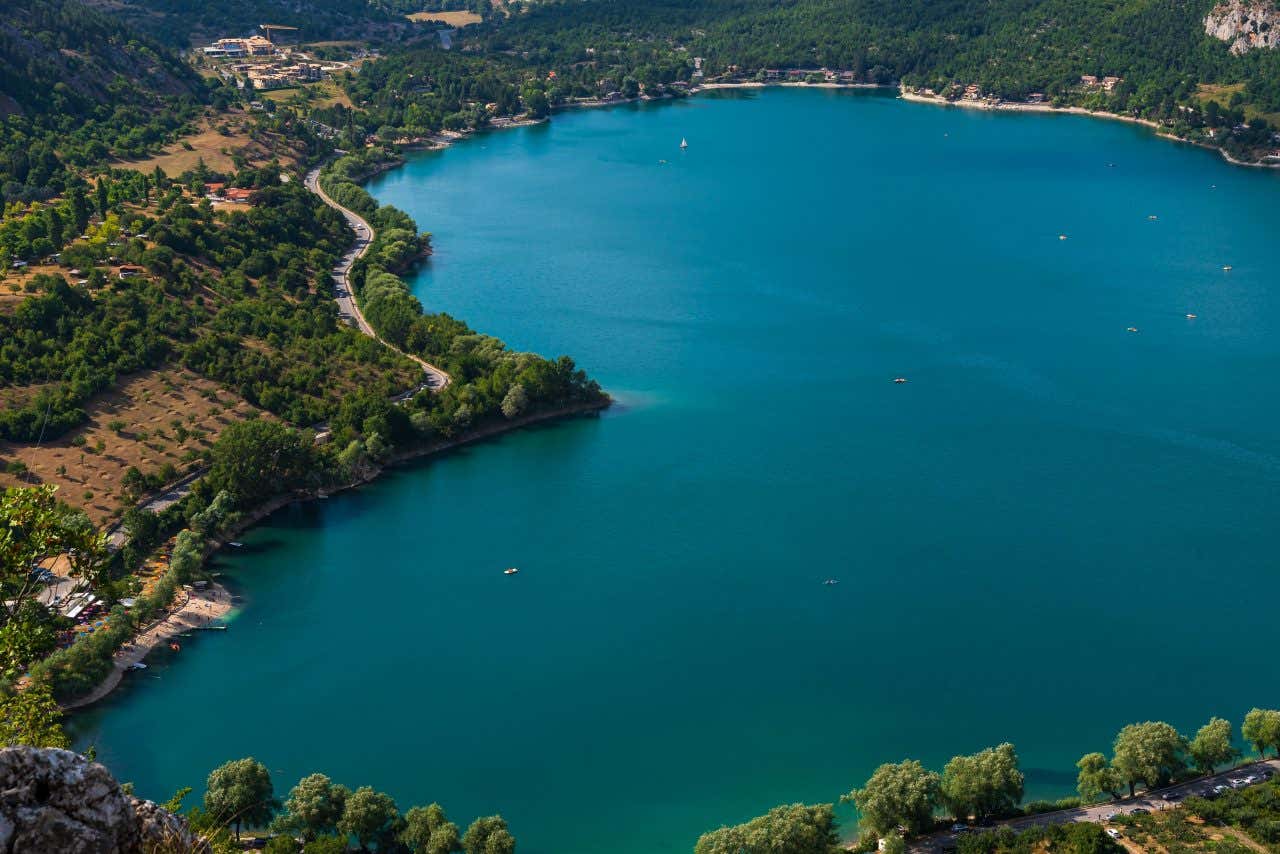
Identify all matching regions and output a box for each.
[260,79,354,109]
[0,369,261,525]
[407,9,483,25]
[1194,83,1280,129]
[115,112,303,177]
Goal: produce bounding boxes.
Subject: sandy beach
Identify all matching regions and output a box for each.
[62,583,234,711]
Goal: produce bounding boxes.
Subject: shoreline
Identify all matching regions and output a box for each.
[62,582,234,711]
[63,397,608,712]
[70,71,1262,708]
[897,87,1280,170]
[395,80,1278,170]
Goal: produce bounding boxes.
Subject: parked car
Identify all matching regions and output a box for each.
[950,823,969,833]
[1130,807,1149,816]
[1103,811,1120,821]
[1106,828,1122,839]
[1164,791,1182,801]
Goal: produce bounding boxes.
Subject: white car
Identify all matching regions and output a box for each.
[1106,828,1122,839]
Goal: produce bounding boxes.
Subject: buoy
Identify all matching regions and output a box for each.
[169,642,181,652]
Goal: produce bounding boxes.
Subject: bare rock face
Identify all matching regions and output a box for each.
[0,747,205,853]
[1205,0,1280,53]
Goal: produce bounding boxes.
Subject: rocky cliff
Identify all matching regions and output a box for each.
[0,747,205,853]
[1205,0,1280,53]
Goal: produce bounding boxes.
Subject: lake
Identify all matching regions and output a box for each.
[73,88,1280,853]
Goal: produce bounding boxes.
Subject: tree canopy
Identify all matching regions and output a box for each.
[843,759,940,836]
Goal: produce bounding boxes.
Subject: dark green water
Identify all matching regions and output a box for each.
[75,89,1280,853]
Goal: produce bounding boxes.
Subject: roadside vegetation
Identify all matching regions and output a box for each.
[696,715,1280,852]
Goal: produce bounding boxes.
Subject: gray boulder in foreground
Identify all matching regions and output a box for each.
[0,747,206,852]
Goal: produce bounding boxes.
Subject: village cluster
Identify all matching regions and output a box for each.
[199,28,346,91]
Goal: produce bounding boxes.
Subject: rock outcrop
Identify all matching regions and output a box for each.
[0,747,206,853]
[1205,0,1280,53]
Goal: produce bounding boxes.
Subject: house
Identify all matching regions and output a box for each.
[1080,75,1099,87]
[224,187,254,203]
[1027,93,1046,103]
[838,71,857,83]
[244,35,276,55]
[764,69,783,80]
[1102,76,1122,91]
[204,182,226,195]
[117,265,143,279]
[962,84,981,100]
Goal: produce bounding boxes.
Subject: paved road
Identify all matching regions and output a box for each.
[303,166,450,391]
[908,758,1280,851]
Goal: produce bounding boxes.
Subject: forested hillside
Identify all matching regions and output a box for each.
[0,0,224,202]
[481,0,1280,112]
[81,0,412,46]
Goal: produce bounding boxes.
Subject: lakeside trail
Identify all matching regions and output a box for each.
[303,165,451,390]
[62,583,233,711]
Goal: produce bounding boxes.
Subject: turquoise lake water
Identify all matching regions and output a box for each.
[74,89,1280,852]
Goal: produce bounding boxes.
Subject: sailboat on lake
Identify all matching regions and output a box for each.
[680,137,688,150]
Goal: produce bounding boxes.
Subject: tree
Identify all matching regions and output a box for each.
[1075,753,1121,802]
[842,759,940,836]
[1189,718,1239,775]
[1242,709,1280,758]
[275,773,350,841]
[1112,722,1187,796]
[206,420,317,508]
[0,486,107,666]
[694,803,840,854]
[204,758,276,841]
[402,803,462,854]
[462,815,516,854]
[939,743,1024,821]
[338,786,400,851]
[0,682,70,748]
[500,384,528,419]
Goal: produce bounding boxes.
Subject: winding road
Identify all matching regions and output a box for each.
[303,165,451,391]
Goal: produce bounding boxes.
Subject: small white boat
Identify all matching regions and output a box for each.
[680,138,688,149]
[823,579,840,586]
[504,567,519,576]
[893,377,908,384]
[128,662,148,671]
[1222,265,1233,272]
[1186,313,1197,319]
[1127,327,1139,333]
[228,541,243,548]
[1148,215,1158,221]
[1059,234,1068,240]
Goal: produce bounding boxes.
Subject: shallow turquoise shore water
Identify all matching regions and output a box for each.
[75,89,1280,853]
